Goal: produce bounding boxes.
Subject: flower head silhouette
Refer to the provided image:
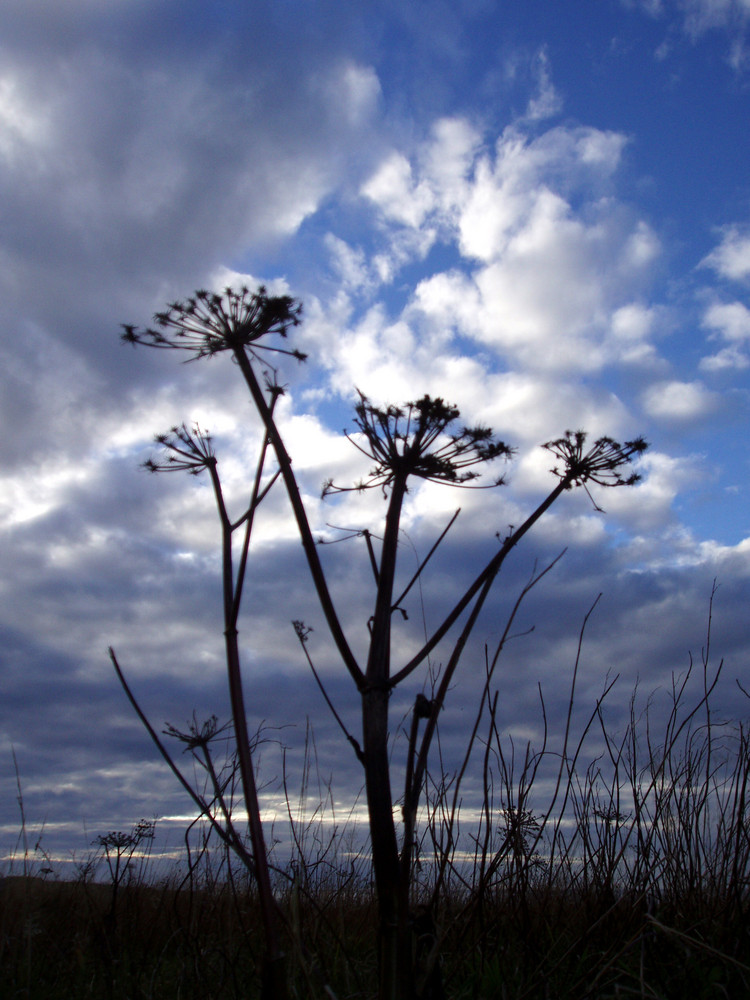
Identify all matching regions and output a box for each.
[122,285,304,363]
[323,392,513,497]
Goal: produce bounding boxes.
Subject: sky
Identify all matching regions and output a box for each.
[1,0,750,875]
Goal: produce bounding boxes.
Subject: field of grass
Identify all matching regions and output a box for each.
[2,846,749,999]
[4,675,750,1000]
[4,629,750,999]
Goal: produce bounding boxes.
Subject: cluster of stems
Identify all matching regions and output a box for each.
[114,286,647,1000]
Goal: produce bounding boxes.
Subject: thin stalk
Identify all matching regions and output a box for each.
[294,625,364,763]
[108,647,256,873]
[362,473,410,998]
[391,478,570,686]
[229,389,282,622]
[391,507,461,610]
[231,345,364,690]
[207,459,289,997]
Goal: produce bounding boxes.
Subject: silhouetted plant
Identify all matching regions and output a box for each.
[112,324,295,997]
[122,285,304,361]
[543,428,648,509]
[115,284,648,1000]
[95,820,155,887]
[94,818,156,943]
[10,596,749,999]
[323,391,512,496]
[142,423,216,476]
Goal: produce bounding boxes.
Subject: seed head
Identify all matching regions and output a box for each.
[122,285,304,364]
[542,430,648,510]
[323,392,513,496]
[143,423,216,476]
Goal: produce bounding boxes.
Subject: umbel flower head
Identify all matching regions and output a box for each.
[323,392,513,496]
[543,429,648,509]
[122,286,304,363]
[143,423,216,476]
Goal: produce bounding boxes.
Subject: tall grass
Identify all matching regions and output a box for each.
[416,648,750,999]
[3,651,748,999]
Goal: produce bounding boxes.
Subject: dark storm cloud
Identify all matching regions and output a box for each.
[0,0,384,472]
[4,435,749,867]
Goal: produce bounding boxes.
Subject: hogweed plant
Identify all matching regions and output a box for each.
[121,284,305,361]
[321,391,513,496]
[115,285,647,1000]
[94,818,156,939]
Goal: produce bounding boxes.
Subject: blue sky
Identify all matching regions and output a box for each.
[1,0,749,872]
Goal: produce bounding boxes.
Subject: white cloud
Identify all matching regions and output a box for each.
[641,379,717,419]
[697,534,750,574]
[625,0,750,70]
[603,451,703,536]
[702,226,750,282]
[0,72,50,162]
[628,0,665,17]
[608,303,660,364]
[361,115,480,239]
[324,234,373,292]
[474,375,634,449]
[209,266,291,299]
[524,47,563,121]
[0,461,96,529]
[420,117,481,213]
[361,152,436,227]
[458,126,629,264]
[700,300,750,370]
[0,25,388,511]
[360,119,659,375]
[699,345,750,371]
[680,0,750,33]
[457,148,530,262]
[416,197,659,372]
[627,0,750,30]
[304,279,641,477]
[314,303,425,403]
[356,117,654,382]
[412,269,480,338]
[703,300,750,341]
[324,61,381,128]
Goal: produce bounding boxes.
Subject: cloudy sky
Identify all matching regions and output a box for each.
[2,0,749,873]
